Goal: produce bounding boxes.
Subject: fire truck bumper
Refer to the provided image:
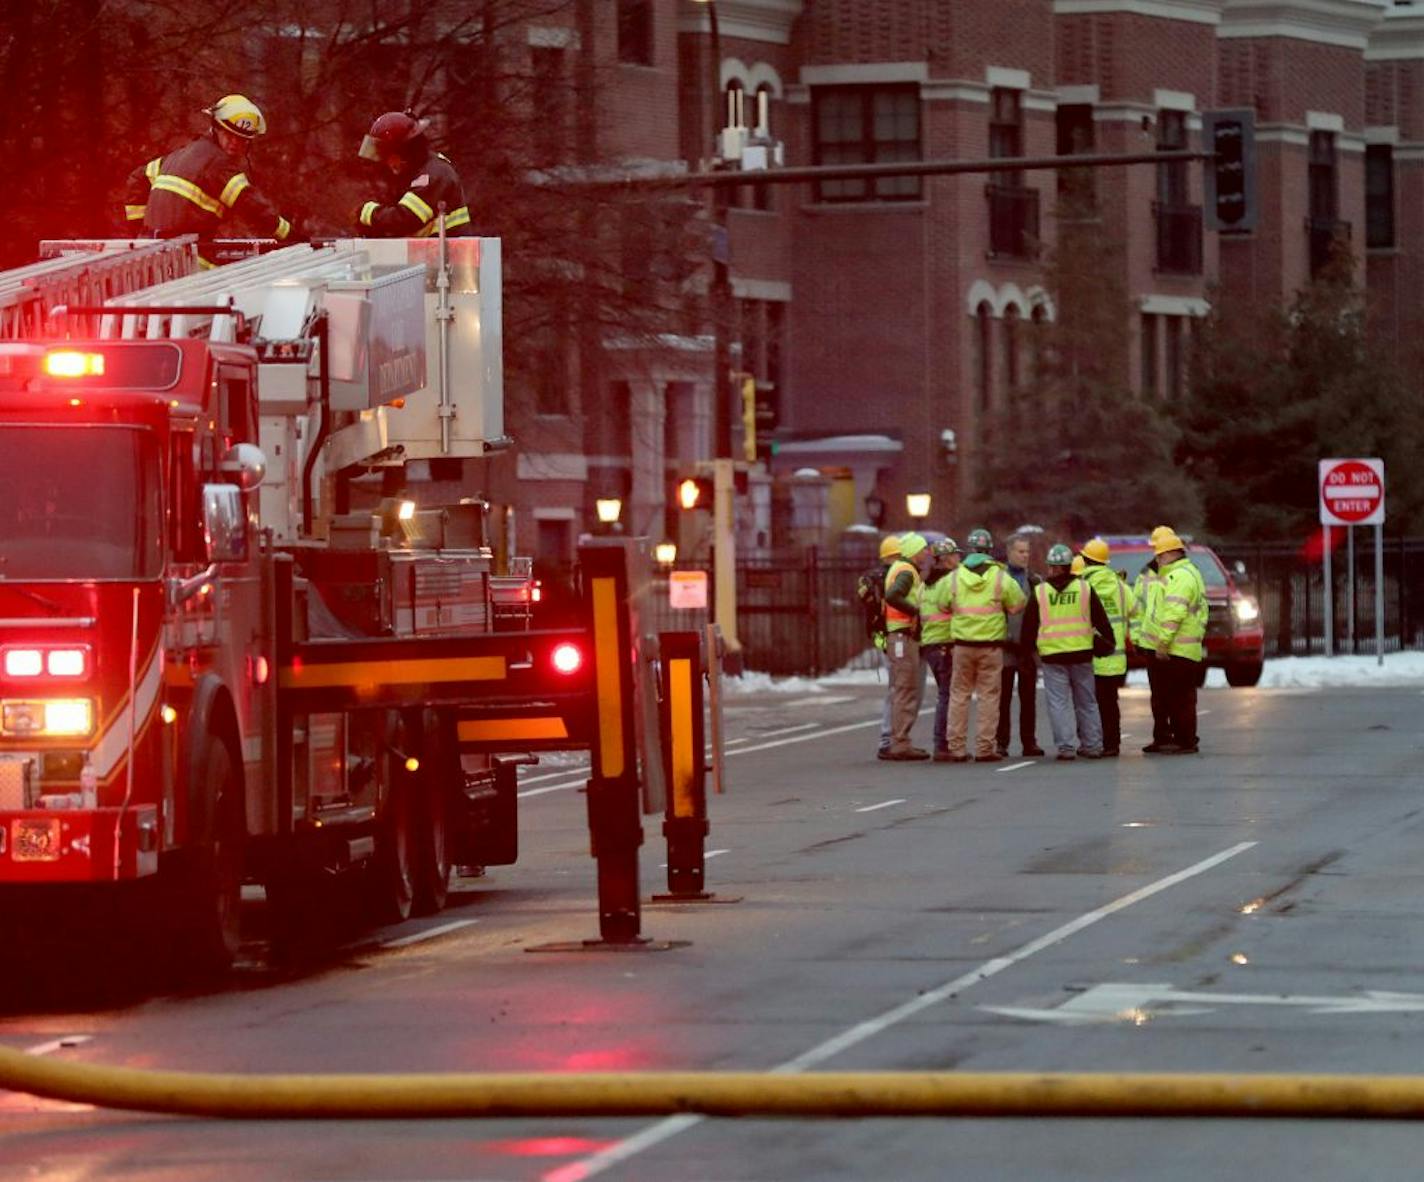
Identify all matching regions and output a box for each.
[0,806,159,883]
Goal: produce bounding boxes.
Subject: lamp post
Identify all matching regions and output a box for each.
[906,492,932,523]
[595,496,623,535]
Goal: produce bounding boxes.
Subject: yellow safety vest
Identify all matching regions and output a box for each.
[884,559,921,634]
[1130,567,1163,647]
[1035,578,1094,657]
[1084,565,1135,677]
[946,564,1026,643]
[918,573,956,645]
[1153,557,1208,661]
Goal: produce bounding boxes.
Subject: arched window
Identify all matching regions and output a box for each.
[1029,304,1047,385]
[724,80,746,131]
[974,302,994,414]
[1002,306,1020,395]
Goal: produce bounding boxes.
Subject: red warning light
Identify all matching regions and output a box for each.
[551,643,582,675]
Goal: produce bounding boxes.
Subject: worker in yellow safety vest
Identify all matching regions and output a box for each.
[941,547,1026,762]
[123,95,293,266]
[881,533,932,760]
[1079,537,1137,757]
[1020,543,1114,761]
[1145,529,1208,754]
[917,538,963,758]
[1131,525,1172,751]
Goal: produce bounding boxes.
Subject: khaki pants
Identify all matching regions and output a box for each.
[886,630,922,752]
[947,645,1004,758]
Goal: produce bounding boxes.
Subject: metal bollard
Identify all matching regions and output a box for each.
[651,631,739,904]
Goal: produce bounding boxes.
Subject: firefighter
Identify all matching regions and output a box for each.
[123,95,293,264]
[1146,529,1208,754]
[1079,536,1136,757]
[996,532,1043,759]
[882,532,932,761]
[1020,543,1114,761]
[918,538,962,760]
[356,112,473,238]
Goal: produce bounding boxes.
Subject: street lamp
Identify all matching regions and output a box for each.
[595,497,622,528]
[906,492,932,521]
[655,541,678,566]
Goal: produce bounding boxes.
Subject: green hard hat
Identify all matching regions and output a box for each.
[966,527,993,552]
[931,537,960,557]
[1046,542,1074,566]
[898,532,928,559]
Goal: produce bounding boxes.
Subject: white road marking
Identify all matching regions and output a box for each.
[750,721,820,739]
[21,1035,91,1057]
[517,781,583,799]
[381,920,477,949]
[787,695,855,708]
[724,737,752,746]
[658,849,729,869]
[996,761,1034,773]
[854,798,906,813]
[553,840,1259,1181]
[519,765,590,786]
[1198,708,1213,717]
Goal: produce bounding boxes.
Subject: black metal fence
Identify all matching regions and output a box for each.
[639,537,1424,676]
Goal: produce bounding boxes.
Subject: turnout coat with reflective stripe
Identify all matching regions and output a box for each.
[359,152,473,237]
[124,135,291,246]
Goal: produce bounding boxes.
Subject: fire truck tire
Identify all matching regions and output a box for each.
[412,710,455,916]
[1225,660,1263,687]
[369,718,417,925]
[168,739,245,978]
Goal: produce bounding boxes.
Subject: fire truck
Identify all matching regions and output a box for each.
[0,234,595,975]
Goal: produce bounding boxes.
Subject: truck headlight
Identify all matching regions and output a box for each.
[1234,597,1260,624]
[1,699,94,737]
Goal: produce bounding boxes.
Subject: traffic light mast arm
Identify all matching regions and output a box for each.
[545,149,1207,192]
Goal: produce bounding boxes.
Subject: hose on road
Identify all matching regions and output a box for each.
[5,1046,1424,1121]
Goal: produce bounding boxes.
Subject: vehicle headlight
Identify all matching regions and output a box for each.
[1234,597,1260,624]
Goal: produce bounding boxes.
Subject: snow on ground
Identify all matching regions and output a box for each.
[729,652,1424,693]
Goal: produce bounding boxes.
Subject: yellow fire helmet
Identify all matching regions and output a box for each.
[878,534,902,561]
[1152,531,1187,555]
[207,94,267,139]
[1148,525,1174,545]
[1080,536,1110,564]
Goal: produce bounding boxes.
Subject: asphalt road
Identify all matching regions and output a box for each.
[4,679,1424,1181]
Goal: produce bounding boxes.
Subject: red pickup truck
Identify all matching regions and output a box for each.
[1102,537,1265,687]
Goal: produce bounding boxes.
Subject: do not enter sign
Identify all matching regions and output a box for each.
[1319,458,1385,526]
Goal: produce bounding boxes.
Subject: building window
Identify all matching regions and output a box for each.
[1156,110,1189,205]
[974,302,993,413]
[1002,306,1020,394]
[1029,304,1048,382]
[1056,102,1096,205]
[987,88,1038,257]
[1164,315,1183,402]
[812,85,921,202]
[617,0,652,66]
[1308,131,1347,277]
[989,88,1023,182]
[1366,144,1395,249]
[1140,313,1159,397]
[531,46,567,166]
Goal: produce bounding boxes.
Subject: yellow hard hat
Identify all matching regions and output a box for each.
[1152,531,1186,555]
[898,532,928,559]
[1149,525,1174,545]
[1070,555,1086,575]
[1080,536,1110,564]
[207,94,267,139]
[879,534,902,561]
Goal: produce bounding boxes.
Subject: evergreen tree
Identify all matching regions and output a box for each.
[973,197,1199,541]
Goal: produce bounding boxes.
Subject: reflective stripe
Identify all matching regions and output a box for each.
[359,201,379,227]
[884,559,920,631]
[922,611,953,623]
[151,173,223,215]
[400,190,435,223]
[1163,594,1191,606]
[952,604,1000,616]
[197,257,217,271]
[145,158,161,181]
[1036,579,1094,655]
[219,172,249,207]
[416,205,471,237]
[124,205,147,221]
[275,216,292,241]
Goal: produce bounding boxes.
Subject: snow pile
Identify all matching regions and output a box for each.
[1258,652,1424,688]
[723,670,828,695]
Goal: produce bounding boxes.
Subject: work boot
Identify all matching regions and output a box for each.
[877,748,892,760]
[1102,748,1120,758]
[933,750,954,763]
[1022,744,1045,757]
[1142,743,1180,754]
[1171,744,1200,754]
[975,753,1004,763]
[944,753,972,763]
[994,745,1009,758]
[886,746,931,761]
[1055,751,1076,762]
[1078,749,1104,760]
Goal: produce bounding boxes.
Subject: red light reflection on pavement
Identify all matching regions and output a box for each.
[483,1137,618,1158]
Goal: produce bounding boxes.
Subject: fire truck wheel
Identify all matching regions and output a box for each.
[412,710,456,916]
[170,739,245,978]
[369,733,417,925]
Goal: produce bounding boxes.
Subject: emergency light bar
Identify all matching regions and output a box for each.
[43,351,104,378]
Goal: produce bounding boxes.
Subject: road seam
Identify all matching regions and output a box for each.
[547,839,1259,1182]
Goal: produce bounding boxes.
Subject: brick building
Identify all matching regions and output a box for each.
[488,0,1420,569]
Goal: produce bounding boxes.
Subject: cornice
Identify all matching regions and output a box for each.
[1218,0,1389,50]
[1054,0,1224,23]
[678,0,803,46]
[1365,4,1424,61]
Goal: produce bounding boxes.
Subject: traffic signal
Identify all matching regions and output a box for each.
[740,375,757,463]
[1203,108,1257,234]
[677,476,713,511]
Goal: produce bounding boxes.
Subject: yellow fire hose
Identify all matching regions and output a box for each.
[4,1045,1424,1120]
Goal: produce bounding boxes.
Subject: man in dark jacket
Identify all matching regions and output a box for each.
[1020,543,1115,761]
[356,112,473,238]
[996,532,1044,757]
[124,95,292,264]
